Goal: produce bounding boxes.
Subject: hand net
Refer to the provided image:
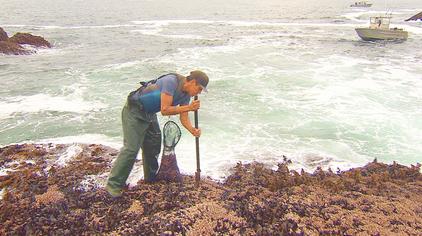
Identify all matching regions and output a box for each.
[163,121,181,151]
[156,121,182,182]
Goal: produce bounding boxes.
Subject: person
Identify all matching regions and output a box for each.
[106,70,209,197]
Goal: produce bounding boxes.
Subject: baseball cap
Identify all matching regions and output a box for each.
[189,70,209,92]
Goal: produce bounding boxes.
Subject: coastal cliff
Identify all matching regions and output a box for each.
[0,143,421,235]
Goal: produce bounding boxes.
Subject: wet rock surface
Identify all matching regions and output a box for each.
[0,27,51,55]
[1,143,421,235]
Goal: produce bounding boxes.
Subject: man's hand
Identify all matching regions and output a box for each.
[189,100,200,111]
[190,128,201,137]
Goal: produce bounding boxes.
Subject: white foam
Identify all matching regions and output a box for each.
[289,150,369,173]
[341,10,391,22]
[171,132,370,180]
[0,168,16,176]
[397,24,422,34]
[130,19,362,30]
[131,29,205,39]
[102,61,142,70]
[37,134,121,150]
[130,28,163,36]
[131,20,214,26]
[131,20,211,39]
[160,34,204,39]
[34,47,67,56]
[3,24,136,30]
[55,144,83,167]
[341,11,368,22]
[0,188,4,201]
[14,44,65,56]
[0,93,107,119]
[76,172,108,191]
[224,20,360,28]
[1,24,27,28]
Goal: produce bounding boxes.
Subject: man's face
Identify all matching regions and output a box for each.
[188,80,203,96]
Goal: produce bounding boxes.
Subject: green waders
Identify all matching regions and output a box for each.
[106,97,161,195]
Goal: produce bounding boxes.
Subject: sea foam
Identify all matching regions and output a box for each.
[0,94,107,119]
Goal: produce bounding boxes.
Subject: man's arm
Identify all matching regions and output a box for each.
[160,92,199,116]
[180,111,201,137]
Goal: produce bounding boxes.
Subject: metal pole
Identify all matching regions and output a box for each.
[194,96,201,187]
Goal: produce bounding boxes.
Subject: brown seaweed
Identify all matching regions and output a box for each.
[0,143,421,235]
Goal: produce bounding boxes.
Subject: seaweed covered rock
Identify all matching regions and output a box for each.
[0,27,51,55]
[8,32,51,48]
[0,27,8,41]
[1,143,421,235]
[0,41,28,55]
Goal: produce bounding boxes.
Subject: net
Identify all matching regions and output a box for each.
[156,121,182,182]
[163,121,181,150]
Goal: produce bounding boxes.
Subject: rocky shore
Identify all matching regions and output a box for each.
[0,27,51,55]
[0,143,421,235]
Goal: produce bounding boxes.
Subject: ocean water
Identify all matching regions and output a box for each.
[1,0,421,179]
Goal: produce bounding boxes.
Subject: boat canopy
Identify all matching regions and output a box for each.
[405,11,422,21]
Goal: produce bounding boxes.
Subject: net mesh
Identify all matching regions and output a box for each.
[156,121,182,182]
[163,121,181,150]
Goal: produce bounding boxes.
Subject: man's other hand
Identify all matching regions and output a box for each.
[189,100,200,111]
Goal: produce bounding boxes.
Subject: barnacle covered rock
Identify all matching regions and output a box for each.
[35,185,65,206]
[0,143,421,235]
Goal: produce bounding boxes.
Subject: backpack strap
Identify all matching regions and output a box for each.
[139,73,177,87]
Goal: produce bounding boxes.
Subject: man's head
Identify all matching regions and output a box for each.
[185,70,209,96]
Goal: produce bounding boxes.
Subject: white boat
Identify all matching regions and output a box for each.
[350,1,373,7]
[355,16,408,41]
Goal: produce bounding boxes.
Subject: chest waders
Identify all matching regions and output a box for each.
[106,74,185,196]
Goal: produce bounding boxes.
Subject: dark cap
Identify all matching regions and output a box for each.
[188,70,209,92]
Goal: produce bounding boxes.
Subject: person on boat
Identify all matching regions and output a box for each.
[106,71,209,197]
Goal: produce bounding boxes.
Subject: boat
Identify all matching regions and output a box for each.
[350,1,373,7]
[355,15,408,41]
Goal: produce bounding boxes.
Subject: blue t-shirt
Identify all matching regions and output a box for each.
[138,74,191,113]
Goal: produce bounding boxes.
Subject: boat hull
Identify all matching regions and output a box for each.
[355,28,408,41]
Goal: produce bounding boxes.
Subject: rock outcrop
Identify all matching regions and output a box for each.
[0,27,51,55]
[405,11,422,21]
[0,41,29,55]
[0,143,421,235]
[8,32,51,48]
[0,27,8,41]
